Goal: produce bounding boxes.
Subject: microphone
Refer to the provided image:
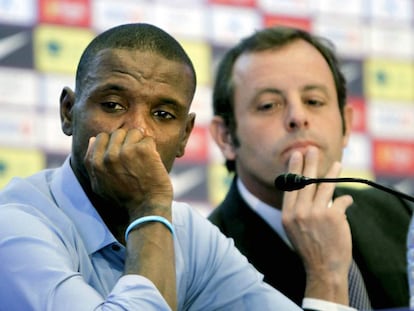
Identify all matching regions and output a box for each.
[274,173,414,203]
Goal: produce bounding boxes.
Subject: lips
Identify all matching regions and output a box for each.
[282,141,318,158]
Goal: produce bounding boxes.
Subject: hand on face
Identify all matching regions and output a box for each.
[84,128,173,220]
[281,146,353,284]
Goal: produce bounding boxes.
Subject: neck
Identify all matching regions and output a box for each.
[237,176,284,209]
[91,195,130,244]
[69,157,129,243]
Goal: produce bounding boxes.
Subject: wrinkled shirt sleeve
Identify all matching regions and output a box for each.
[173,202,302,311]
[0,204,171,311]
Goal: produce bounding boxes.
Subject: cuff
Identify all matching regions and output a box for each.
[302,298,357,311]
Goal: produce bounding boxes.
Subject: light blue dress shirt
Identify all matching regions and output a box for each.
[0,157,300,311]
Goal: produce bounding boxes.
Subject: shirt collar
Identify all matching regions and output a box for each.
[236,178,293,248]
[50,156,117,255]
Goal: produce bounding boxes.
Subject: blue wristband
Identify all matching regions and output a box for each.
[124,215,175,241]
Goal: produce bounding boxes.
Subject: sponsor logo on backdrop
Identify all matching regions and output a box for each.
[365,59,414,101]
[0,147,45,188]
[0,24,33,68]
[0,0,37,25]
[373,140,414,176]
[33,25,94,74]
[39,0,91,27]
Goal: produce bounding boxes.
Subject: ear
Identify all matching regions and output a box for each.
[176,112,196,158]
[60,87,76,136]
[342,104,353,148]
[209,116,236,161]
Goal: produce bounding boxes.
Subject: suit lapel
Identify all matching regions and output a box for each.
[215,178,307,305]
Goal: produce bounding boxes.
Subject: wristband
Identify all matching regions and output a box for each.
[124,215,175,241]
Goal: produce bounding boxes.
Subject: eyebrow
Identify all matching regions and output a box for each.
[158,97,183,109]
[94,83,127,93]
[255,84,330,96]
[255,87,283,96]
[92,83,186,109]
[301,84,330,94]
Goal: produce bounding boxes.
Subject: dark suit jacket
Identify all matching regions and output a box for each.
[208,176,412,309]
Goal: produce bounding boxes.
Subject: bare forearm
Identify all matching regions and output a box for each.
[124,221,177,310]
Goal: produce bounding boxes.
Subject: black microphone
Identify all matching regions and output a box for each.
[274,173,414,203]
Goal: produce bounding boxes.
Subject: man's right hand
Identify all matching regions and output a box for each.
[84,128,173,221]
[282,147,353,305]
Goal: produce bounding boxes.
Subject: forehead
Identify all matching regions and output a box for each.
[89,49,192,82]
[82,48,195,99]
[233,39,335,88]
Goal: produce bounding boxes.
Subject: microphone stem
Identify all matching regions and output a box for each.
[317,177,414,203]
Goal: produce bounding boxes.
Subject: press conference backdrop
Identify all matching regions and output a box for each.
[0,0,413,215]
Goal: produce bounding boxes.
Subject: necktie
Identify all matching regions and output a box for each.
[348,259,372,310]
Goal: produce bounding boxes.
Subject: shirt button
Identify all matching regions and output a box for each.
[112,244,121,251]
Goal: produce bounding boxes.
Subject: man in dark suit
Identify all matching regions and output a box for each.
[208,26,412,310]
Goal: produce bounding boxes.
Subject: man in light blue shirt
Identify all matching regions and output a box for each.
[0,23,355,310]
[0,157,299,310]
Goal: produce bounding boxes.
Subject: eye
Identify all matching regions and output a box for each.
[154,110,176,120]
[306,99,324,106]
[101,102,126,112]
[257,100,283,112]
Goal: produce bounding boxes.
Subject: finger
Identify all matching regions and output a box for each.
[332,194,353,214]
[313,161,342,210]
[106,129,128,155]
[85,133,111,175]
[301,146,318,180]
[283,151,303,211]
[288,150,304,175]
[123,128,157,160]
[295,146,319,204]
[84,136,96,171]
[124,127,146,145]
[84,136,99,181]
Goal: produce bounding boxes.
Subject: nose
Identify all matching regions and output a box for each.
[122,107,148,131]
[284,101,309,131]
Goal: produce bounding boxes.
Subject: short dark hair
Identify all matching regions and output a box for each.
[213,26,347,172]
[75,23,197,96]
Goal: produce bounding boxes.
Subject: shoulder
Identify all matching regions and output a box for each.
[336,186,411,210]
[171,200,254,261]
[171,200,244,279]
[337,186,412,227]
[0,169,55,205]
[208,177,244,221]
[0,168,81,243]
[172,201,223,241]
